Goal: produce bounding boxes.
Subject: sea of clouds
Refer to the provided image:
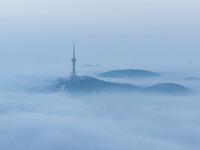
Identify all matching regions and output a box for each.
[1,0,200,149]
[0,62,200,150]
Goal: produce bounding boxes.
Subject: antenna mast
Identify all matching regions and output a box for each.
[70,44,77,80]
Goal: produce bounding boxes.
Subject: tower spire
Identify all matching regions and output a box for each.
[73,44,75,58]
[71,44,77,80]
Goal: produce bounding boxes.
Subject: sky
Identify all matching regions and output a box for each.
[1,1,200,150]
[0,0,200,71]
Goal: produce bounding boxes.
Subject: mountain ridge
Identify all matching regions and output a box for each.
[55,75,192,95]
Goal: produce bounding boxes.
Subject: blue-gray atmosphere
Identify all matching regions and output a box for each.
[0,0,200,150]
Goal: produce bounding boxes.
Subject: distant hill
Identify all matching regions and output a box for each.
[54,76,192,95]
[55,76,141,93]
[184,77,200,81]
[100,69,160,78]
[145,83,192,95]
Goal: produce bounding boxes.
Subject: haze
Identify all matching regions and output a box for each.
[1,0,200,69]
[0,0,200,150]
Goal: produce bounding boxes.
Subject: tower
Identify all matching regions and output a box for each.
[70,44,77,80]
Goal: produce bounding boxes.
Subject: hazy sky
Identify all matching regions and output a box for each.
[0,0,200,70]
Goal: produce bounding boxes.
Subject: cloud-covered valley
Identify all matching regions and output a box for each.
[0,70,200,150]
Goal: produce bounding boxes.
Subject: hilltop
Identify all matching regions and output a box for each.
[100,69,160,78]
[55,76,192,95]
[55,76,141,93]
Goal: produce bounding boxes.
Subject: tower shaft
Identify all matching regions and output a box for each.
[71,45,77,79]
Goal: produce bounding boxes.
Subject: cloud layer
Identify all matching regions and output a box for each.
[0,72,200,150]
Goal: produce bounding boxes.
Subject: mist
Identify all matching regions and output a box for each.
[1,0,200,149]
[0,63,200,150]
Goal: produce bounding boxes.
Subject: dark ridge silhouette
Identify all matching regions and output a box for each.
[145,83,193,95]
[55,76,192,95]
[55,76,141,93]
[184,77,200,81]
[100,69,160,78]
